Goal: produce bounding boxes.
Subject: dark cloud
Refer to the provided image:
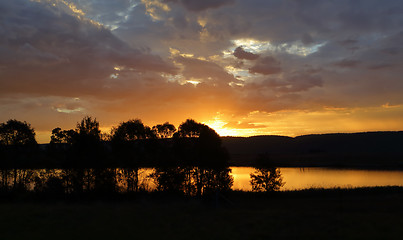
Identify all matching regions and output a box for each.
[249,56,282,75]
[367,64,395,70]
[198,0,403,45]
[233,46,260,60]
[338,38,358,47]
[281,73,323,93]
[174,56,237,84]
[0,0,177,98]
[333,59,360,68]
[165,0,234,12]
[68,0,135,27]
[246,72,323,94]
[301,33,314,45]
[381,47,400,55]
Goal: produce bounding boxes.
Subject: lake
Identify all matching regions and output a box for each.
[99,167,403,191]
[231,167,403,191]
[1,167,402,194]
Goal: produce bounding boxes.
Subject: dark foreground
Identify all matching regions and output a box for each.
[1,187,402,240]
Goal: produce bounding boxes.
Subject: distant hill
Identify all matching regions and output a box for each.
[222,131,403,168]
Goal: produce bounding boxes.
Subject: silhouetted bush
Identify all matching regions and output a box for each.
[250,167,284,192]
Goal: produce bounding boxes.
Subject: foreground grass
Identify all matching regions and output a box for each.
[0,187,402,240]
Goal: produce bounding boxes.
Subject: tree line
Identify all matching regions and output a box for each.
[0,117,284,195]
[0,117,229,168]
[0,166,284,197]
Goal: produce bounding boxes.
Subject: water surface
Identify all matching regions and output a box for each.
[2,167,402,193]
[231,167,403,191]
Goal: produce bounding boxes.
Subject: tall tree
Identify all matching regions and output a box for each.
[71,116,104,167]
[76,116,101,141]
[110,119,156,166]
[174,119,228,167]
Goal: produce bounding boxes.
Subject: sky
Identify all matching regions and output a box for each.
[1,0,403,143]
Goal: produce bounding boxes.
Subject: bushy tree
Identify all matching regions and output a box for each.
[0,119,37,146]
[0,120,38,167]
[110,119,157,166]
[152,122,176,138]
[58,116,105,167]
[150,167,187,193]
[174,119,228,167]
[250,167,284,192]
[50,127,76,144]
[111,119,155,142]
[76,116,101,141]
[175,119,203,138]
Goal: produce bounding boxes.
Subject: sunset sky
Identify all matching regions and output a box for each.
[1,0,403,143]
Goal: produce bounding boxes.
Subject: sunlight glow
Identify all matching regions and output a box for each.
[110,73,119,79]
[225,66,250,81]
[161,73,184,83]
[197,17,207,28]
[186,80,201,85]
[42,0,105,28]
[225,38,327,57]
[141,0,170,21]
[204,120,240,137]
[281,41,327,56]
[203,115,246,137]
[229,38,272,55]
[55,107,84,113]
[64,1,85,16]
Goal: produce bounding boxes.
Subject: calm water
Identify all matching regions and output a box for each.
[2,167,402,193]
[231,167,403,191]
[114,167,403,191]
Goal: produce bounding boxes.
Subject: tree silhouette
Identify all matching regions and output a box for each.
[173,119,228,167]
[188,167,233,196]
[111,119,155,142]
[175,119,203,138]
[110,119,157,166]
[0,120,37,168]
[152,122,176,138]
[70,116,105,167]
[50,127,76,144]
[201,167,234,194]
[150,166,234,196]
[250,167,284,192]
[150,167,186,193]
[117,168,140,192]
[76,116,101,141]
[0,119,37,146]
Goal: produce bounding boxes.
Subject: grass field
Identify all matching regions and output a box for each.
[0,187,402,240]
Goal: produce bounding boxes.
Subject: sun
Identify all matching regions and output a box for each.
[203,119,242,137]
